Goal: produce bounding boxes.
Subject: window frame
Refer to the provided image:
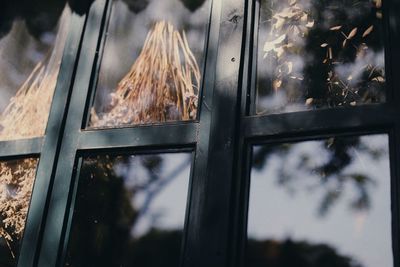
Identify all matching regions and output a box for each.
[231,1,400,267]
[34,0,246,266]
[0,0,398,266]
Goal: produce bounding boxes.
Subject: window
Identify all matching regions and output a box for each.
[0,0,399,267]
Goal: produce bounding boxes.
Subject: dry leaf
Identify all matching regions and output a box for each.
[263,34,286,54]
[287,61,293,74]
[321,43,328,47]
[347,27,358,39]
[330,25,342,31]
[372,76,385,83]
[374,0,382,8]
[362,25,374,38]
[342,39,347,48]
[306,20,315,28]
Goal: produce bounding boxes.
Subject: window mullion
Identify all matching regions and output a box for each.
[35,1,108,266]
[183,0,245,266]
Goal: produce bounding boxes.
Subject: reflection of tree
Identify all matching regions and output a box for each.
[65,154,190,266]
[252,136,386,216]
[246,238,361,267]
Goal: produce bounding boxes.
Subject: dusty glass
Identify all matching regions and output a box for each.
[64,152,192,266]
[87,0,211,129]
[0,4,71,141]
[0,158,39,266]
[256,0,385,114]
[247,134,392,267]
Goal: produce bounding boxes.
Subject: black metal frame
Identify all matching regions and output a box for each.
[231,1,400,267]
[0,6,88,267]
[1,0,399,266]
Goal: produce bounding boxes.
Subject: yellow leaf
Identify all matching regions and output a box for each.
[305,98,314,105]
[263,34,286,53]
[273,79,282,91]
[330,25,342,31]
[347,27,358,39]
[374,0,382,8]
[287,61,293,74]
[362,25,374,38]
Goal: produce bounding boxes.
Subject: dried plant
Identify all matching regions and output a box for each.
[0,159,38,258]
[0,8,70,141]
[90,20,201,128]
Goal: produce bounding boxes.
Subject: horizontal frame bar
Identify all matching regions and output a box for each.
[78,123,198,150]
[242,104,397,139]
[0,138,43,158]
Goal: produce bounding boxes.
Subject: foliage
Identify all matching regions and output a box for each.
[253,136,386,216]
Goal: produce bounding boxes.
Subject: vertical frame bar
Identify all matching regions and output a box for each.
[387,0,400,265]
[183,0,245,266]
[36,1,109,266]
[17,9,87,267]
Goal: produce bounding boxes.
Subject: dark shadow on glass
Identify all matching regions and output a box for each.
[64,152,191,267]
[247,134,392,267]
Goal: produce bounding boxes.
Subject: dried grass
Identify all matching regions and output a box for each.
[90,20,201,128]
[0,7,70,141]
[0,159,38,258]
[0,7,70,257]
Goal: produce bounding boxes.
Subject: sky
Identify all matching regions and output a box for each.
[248,134,392,267]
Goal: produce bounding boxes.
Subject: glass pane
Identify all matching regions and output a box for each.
[0,3,71,141]
[88,0,211,129]
[256,0,385,115]
[65,152,192,266]
[0,158,39,266]
[247,134,392,267]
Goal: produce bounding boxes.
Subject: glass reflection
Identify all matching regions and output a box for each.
[256,0,385,114]
[247,135,392,267]
[65,153,191,267]
[0,158,39,266]
[0,3,71,141]
[88,0,211,129]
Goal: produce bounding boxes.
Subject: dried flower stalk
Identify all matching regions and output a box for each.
[0,8,70,141]
[90,20,201,127]
[0,159,38,257]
